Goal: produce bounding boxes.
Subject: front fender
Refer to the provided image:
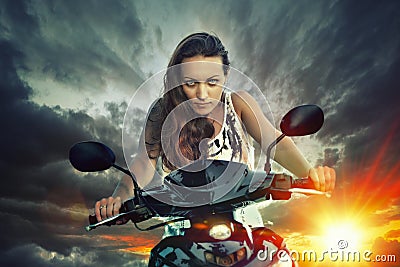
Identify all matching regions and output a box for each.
[149,236,209,267]
[149,236,251,267]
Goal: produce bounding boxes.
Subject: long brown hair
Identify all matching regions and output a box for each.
[145,32,230,170]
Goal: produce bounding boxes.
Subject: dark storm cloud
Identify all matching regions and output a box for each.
[316,148,341,167]
[223,0,400,175]
[0,38,136,262]
[0,1,150,262]
[1,0,145,94]
[0,244,148,267]
[0,41,81,165]
[0,39,122,199]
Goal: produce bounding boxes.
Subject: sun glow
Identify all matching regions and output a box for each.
[323,221,364,251]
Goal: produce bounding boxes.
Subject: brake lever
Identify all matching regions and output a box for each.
[86,210,139,232]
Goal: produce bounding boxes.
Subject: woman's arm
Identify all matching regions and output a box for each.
[112,142,158,200]
[94,125,159,222]
[231,91,335,192]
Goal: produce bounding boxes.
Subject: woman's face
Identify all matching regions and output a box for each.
[181,55,226,115]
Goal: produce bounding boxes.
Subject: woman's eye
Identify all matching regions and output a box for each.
[208,79,218,85]
[185,81,196,87]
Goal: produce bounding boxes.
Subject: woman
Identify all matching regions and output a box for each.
[94,32,336,225]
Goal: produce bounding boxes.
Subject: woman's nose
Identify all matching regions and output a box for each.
[196,82,208,100]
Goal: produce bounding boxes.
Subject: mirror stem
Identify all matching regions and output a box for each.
[265,133,286,173]
[112,163,141,205]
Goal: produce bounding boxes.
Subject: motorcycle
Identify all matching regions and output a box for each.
[69,104,328,267]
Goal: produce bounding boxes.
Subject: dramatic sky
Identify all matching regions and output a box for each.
[1,0,399,266]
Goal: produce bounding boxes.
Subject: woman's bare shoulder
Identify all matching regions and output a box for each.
[231,90,257,117]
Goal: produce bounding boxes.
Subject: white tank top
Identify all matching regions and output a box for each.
[207,91,255,169]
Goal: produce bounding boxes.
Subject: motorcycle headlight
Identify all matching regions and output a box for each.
[209,224,232,240]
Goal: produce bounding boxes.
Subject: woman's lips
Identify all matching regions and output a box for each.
[193,102,211,108]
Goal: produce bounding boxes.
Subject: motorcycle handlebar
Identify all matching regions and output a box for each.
[87,174,327,230]
[87,212,124,231]
[271,174,315,190]
[87,199,153,231]
[292,177,316,189]
[269,175,330,199]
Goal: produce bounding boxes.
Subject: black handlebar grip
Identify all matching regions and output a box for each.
[89,214,98,224]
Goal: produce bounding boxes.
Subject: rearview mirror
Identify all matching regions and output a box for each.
[69,141,116,172]
[263,105,324,176]
[280,105,324,137]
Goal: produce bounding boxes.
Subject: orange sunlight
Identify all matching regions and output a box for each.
[285,127,400,266]
[101,234,157,255]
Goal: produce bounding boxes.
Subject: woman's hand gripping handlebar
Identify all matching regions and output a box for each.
[87,199,152,231]
[268,173,331,200]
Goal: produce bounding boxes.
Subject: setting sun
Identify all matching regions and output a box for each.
[323,221,364,251]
